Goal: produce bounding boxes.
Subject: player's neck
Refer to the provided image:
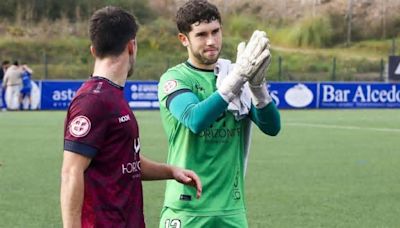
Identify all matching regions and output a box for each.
[92,56,129,87]
[187,57,216,70]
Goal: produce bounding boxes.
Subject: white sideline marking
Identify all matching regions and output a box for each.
[286,122,400,133]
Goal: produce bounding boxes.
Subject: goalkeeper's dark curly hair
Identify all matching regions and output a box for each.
[176,0,221,34]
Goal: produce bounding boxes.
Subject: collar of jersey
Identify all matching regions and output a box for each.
[184,61,215,73]
[90,76,124,90]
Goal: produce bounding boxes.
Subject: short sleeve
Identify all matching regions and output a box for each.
[64,94,108,157]
[158,69,194,108]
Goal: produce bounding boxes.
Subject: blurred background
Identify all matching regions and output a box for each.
[1,0,399,82]
[1,1,400,227]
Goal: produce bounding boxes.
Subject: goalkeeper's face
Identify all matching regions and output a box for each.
[179,20,222,68]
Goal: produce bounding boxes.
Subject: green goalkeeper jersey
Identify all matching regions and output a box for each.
[158,62,252,216]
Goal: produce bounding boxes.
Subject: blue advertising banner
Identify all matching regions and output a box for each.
[39,80,160,110]
[36,80,400,110]
[319,82,400,109]
[268,82,318,109]
[389,56,400,81]
[40,81,83,110]
[125,81,159,110]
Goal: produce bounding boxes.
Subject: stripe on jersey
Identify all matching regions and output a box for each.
[64,139,98,158]
[166,89,192,110]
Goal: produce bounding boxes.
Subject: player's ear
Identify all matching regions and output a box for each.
[90,45,97,57]
[178,33,189,47]
[128,39,136,55]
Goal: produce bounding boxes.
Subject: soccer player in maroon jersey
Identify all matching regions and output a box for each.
[60,6,202,228]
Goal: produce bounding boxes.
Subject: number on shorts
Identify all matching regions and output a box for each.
[165,219,181,228]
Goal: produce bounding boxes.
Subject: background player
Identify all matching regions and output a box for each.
[157,0,281,227]
[19,64,33,110]
[60,6,201,228]
[0,60,10,110]
[2,61,22,110]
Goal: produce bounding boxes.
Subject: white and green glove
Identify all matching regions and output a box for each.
[218,30,270,102]
[245,34,273,108]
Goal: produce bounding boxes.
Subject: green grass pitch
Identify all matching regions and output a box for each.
[1,110,400,227]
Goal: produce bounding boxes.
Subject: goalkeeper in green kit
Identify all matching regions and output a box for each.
[158,0,281,227]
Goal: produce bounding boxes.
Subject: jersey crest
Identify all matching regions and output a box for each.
[69,115,91,137]
[163,80,178,94]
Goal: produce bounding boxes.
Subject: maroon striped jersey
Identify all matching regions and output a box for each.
[64,76,145,228]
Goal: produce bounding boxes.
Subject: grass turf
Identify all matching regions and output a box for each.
[0,110,399,227]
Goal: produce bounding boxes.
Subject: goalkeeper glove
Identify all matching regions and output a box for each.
[218,30,270,102]
[248,37,273,109]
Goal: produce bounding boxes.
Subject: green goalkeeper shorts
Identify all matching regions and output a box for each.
[159,207,248,228]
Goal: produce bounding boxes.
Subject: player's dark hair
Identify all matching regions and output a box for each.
[89,6,139,58]
[2,60,10,66]
[13,60,19,66]
[176,0,221,34]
